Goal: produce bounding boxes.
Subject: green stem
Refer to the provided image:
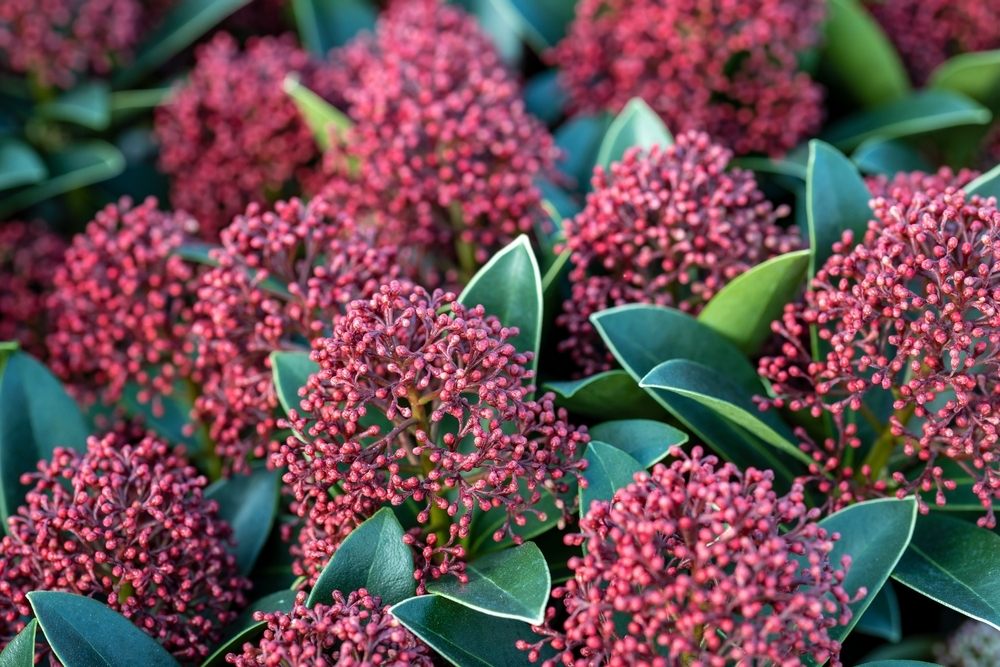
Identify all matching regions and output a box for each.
[859,403,916,483]
[448,203,478,283]
[408,390,450,545]
[117,580,135,605]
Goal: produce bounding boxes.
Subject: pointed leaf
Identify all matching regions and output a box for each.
[205,466,281,575]
[806,140,873,276]
[594,98,672,171]
[893,512,1000,630]
[35,82,110,130]
[965,162,1000,200]
[28,591,181,667]
[467,486,563,558]
[292,0,377,56]
[0,140,47,191]
[851,138,933,176]
[391,595,542,667]
[587,419,687,468]
[201,591,297,667]
[283,75,353,151]
[697,249,810,355]
[486,0,576,52]
[554,113,612,191]
[427,543,549,624]
[544,370,670,422]
[465,0,523,65]
[270,351,319,415]
[854,582,901,643]
[0,350,89,530]
[524,70,567,125]
[308,508,415,607]
[0,619,36,667]
[580,441,644,512]
[820,90,992,152]
[821,0,910,108]
[459,236,543,374]
[928,50,1000,112]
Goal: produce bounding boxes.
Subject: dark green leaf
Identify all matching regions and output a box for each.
[857,636,940,664]
[467,486,562,558]
[201,590,297,667]
[818,498,917,645]
[109,89,170,113]
[391,595,542,667]
[857,663,940,667]
[821,0,910,108]
[537,178,581,222]
[0,619,36,667]
[173,241,218,266]
[806,140,873,277]
[283,75,353,151]
[580,441,644,512]
[28,591,181,667]
[270,351,318,415]
[0,350,89,530]
[893,512,1000,630]
[965,162,1000,200]
[524,70,567,125]
[458,236,543,375]
[544,370,670,422]
[0,140,47,192]
[851,138,933,175]
[308,507,415,607]
[427,543,550,624]
[122,381,201,452]
[587,419,686,468]
[594,98,672,171]
[35,82,110,130]
[0,141,126,218]
[730,157,806,181]
[464,0,523,65]
[293,0,376,55]
[697,249,810,355]
[205,467,281,575]
[855,582,902,642]
[820,90,992,152]
[554,113,612,191]
[487,0,576,52]
[115,0,252,87]
[928,50,1000,112]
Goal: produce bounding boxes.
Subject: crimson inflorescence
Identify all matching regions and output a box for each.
[520,447,856,667]
[865,0,1000,84]
[0,221,67,358]
[551,0,826,156]
[190,196,400,473]
[225,589,431,667]
[558,132,800,376]
[155,32,339,240]
[0,432,251,662]
[274,281,589,589]
[46,197,198,406]
[865,167,981,205]
[758,186,1000,525]
[323,0,560,274]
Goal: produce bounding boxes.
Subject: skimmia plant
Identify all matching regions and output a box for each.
[8,1,1000,667]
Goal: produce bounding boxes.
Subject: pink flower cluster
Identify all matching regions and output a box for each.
[551,0,826,155]
[759,186,1000,525]
[155,32,339,240]
[558,132,800,376]
[865,167,981,205]
[46,197,197,406]
[226,589,431,667]
[322,0,560,272]
[0,0,143,88]
[0,221,66,358]
[190,196,400,472]
[865,0,1000,84]
[275,282,589,587]
[521,448,855,667]
[0,432,251,662]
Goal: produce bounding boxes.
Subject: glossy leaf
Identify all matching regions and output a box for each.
[819,498,917,645]
[697,249,810,355]
[293,0,377,56]
[965,162,1000,200]
[587,419,686,468]
[29,591,181,667]
[580,441,644,512]
[487,0,576,52]
[467,486,562,558]
[820,90,991,152]
[35,82,110,130]
[0,350,89,530]
[893,512,1000,630]
[855,582,902,642]
[928,50,1000,111]
[428,542,550,624]
[391,595,542,667]
[283,74,353,151]
[594,98,672,171]
[523,70,567,125]
[730,157,806,181]
[0,140,47,191]
[0,141,126,218]
[821,0,910,107]
[465,0,523,65]
[544,370,670,422]
[270,350,318,415]
[205,466,281,575]
[116,0,252,86]
[0,619,36,667]
[121,382,201,452]
[308,508,415,607]
[858,663,939,667]
[851,138,933,175]
[458,236,543,374]
[201,590,297,667]
[554,113,612,191]
[806,140,872,277]
[640,359,810,466]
